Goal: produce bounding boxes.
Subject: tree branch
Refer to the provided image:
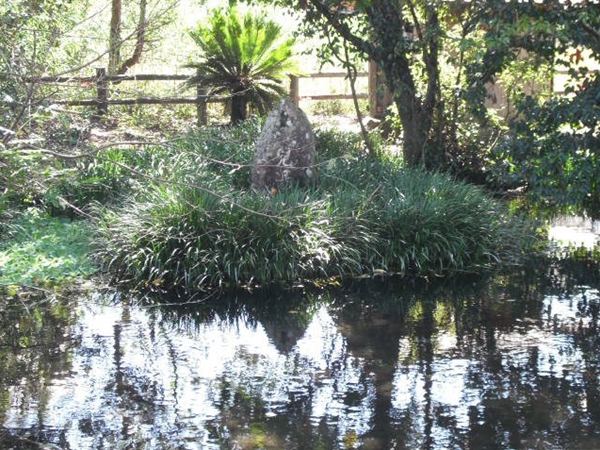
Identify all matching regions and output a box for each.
[423,6,440,114]
[581,20,600,43]
[118,0,148,75]
[406,0,423,42]
[305,0,374,57]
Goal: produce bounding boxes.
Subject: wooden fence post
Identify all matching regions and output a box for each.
[196,85,207,126]
[95,68,108,118]
[368,61,391,119]
[289,75,299,106]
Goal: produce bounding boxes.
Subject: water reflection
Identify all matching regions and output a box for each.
[1,257,600,449]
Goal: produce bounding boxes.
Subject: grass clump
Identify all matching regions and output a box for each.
[0,208,97,288]
[95,123,536,292]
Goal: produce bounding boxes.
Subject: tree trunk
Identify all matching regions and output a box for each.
[395,93,428,167]
[304,0,444,167]
[369,3,441,168]
[230,88,248,124]
[366,2,431,167]
[108,0,122,76]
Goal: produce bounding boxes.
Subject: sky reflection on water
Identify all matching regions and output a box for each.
[2,257,600,449]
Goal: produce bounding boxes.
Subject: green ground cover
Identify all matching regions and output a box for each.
[0,209,97,288]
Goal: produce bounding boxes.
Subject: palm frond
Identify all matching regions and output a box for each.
[185,6,298,123]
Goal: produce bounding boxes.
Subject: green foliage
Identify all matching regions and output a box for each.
[96,125,537,292]
[463,3,558,118]
[493,76,600,219]
[245,0,600,207]
[0,0,91,137]
[0,143,148,214]
[0,149,51,206]
[314,128,366,160]
[0,208,97,287]
[307,99,366,118]
[173,118,261,190]
[43,146,152,213]
[186,6,299,123]
[488,5,600,218]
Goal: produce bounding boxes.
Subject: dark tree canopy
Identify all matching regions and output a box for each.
[244,0,555,168]
[245,0,600,217]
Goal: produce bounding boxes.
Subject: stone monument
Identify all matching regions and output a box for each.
[251,98,316,193]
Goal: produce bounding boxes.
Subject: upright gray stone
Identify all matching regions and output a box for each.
[251,98,316,192]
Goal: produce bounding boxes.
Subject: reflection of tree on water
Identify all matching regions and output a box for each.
[155,288,329,449]
[458,261,600,450]
[161,271,600,449]
[411,300,436,450]
[3,257,600,450]
[330,266,598,450]
[0,294,76,448]
[570,288,600,436]
[331,283,409,449]
[111,307,132,446]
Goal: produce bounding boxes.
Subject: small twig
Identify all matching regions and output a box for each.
[56,196,95,219]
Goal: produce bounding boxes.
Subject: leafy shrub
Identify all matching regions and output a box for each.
[314,128,366,160]
[307,99,362,117]
[491,84,600,219]
[0,143,147,215]
[0,149,52,207]
[42,146,150,214]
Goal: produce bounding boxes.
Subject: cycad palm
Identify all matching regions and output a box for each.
[186,7,298,124]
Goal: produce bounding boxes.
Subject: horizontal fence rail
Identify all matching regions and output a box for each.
[34,74,190,83]
[10,68,373,125]
[289,72,369,105]
[4,64,595,128]
[49,68,212,123]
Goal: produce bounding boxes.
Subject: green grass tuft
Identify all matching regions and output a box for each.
[94,124,538,292]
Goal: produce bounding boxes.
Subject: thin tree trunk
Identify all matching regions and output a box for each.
[230,88,248,124]
[342,39,377,157]
[108,0,122,76]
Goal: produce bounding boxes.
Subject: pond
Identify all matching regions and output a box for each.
[1,227,600,449]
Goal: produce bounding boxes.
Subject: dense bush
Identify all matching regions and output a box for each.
[491,77,600,219]
[0,144,147,215]
[95,123,537,292]
[42,147,147,214]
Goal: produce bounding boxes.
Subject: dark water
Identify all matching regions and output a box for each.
[1,254,600,449]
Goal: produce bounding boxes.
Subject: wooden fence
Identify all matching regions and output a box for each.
[39,68,210,125]
[289,72,369,104]
[31,68,376,125]
[20,63,599,126]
